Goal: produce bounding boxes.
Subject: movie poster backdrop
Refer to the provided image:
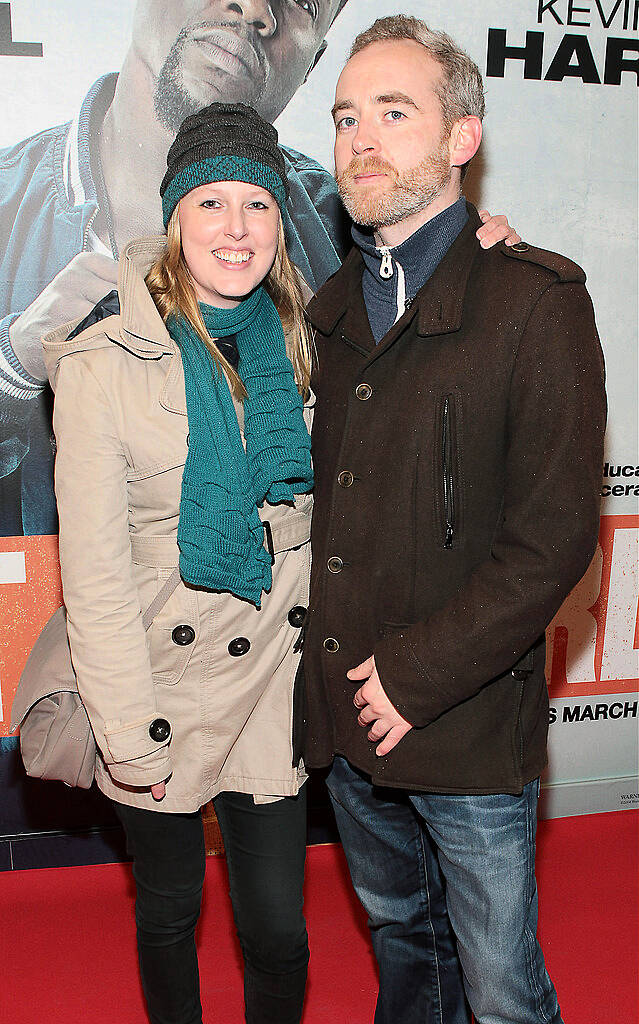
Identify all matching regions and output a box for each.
[0,0,636,866]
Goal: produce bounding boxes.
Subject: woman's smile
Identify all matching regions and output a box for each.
[213,248,254,266]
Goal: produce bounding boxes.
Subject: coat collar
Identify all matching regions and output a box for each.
[117,237,175,357]
[306,204,482,344]
[43,237,187,414]
[116,237,188,415]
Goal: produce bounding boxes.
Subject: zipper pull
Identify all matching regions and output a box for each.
[378,247,393,279]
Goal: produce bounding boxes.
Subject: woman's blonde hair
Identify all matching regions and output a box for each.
[146,206,312,399]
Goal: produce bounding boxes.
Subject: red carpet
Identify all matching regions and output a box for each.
[1,810,637,1024]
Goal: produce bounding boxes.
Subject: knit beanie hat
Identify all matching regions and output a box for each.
[160,102,289,227]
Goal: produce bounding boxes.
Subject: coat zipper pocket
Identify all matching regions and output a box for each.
[512,648,534,771]
[442,396,455,548]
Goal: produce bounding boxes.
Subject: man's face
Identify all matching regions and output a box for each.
[333,40,453,229]
[133,0,340,131]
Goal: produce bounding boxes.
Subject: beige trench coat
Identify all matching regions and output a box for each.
[43,238,312,813]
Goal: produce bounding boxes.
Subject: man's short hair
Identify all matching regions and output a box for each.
[349,15,485,130]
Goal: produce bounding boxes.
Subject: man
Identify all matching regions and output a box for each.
[303,15,606,1024]
[0,0,351,536]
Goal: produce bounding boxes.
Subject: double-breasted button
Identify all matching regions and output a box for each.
[337,470,354,488]
[327,556,343,574]
[149,718,171,743]
[288,605,307,628]
[510,241,530,253]
[172,624,195,646]
[355,382,372,401]
[228,636,251,657]
[323,637,340,653]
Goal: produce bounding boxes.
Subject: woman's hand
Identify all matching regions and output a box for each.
[151,782,166,801]
[476,210,521,249]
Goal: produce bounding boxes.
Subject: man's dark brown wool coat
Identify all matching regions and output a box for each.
[299,207,606,794]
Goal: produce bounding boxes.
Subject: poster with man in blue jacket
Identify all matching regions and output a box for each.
[0,0,350,537]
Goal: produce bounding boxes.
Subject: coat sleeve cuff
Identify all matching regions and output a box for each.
[374,628,458,728]
[103,715,172,764]
[107,754,173,787]
[0,314,46,387]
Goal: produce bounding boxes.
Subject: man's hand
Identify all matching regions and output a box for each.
[9,252,118,381]
[151,781,166,801]
[476,210,521,249]
[348,655,413,756]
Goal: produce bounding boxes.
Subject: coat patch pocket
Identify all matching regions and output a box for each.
[151,571,200,686]
[134,564,200,686]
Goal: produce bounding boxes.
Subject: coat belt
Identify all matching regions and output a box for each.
[129,504,312,568]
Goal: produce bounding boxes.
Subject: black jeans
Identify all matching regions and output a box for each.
[114,788,309,1024]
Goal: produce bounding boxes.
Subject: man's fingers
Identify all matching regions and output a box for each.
[375,730,399,756]
[151,782,166,801]
[475,213,521,249]
[483,221,521,245]
[357,706,376,726]
[367,720,388,742]
[376,724,412,757]
[347,656,374,681]
[353,687,366,708]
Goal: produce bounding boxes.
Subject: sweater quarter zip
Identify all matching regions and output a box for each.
[375,246,407,327]
[378,247,394,279]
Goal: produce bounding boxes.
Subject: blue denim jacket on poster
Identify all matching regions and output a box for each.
[0,74,348,536]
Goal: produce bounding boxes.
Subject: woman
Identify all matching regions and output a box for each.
[44,103,314,1024]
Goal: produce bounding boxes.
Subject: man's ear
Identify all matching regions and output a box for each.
[449,116,482,168]
[304,40,328,82]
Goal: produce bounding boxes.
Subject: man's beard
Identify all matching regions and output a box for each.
[153,28,264,134]
[337,145,452,229]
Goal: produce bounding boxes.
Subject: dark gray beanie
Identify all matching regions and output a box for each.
[160,102,289,227]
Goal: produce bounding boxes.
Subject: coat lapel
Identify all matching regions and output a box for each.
[307,207,483,358]
[414,212,480,338]
[159,350,187,416]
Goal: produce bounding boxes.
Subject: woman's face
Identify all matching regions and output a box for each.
[178,180,280,308]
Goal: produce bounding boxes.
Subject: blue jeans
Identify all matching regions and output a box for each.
[326,757,563,1024]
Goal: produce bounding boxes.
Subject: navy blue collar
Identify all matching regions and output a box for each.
[352,197,469,343]
[353,196,468,301]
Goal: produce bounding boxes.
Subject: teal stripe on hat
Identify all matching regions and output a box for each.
[162,157,287,226]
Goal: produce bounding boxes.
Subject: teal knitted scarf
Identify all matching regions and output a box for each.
[169,287,313,607]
